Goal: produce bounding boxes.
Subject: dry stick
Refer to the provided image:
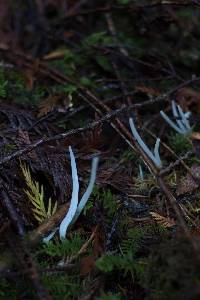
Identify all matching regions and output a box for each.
[82,92,159,174]
[29,202,69,244]
[78,92,135,151]
[30,209,96,247]
[167,76,200,96]
[65,226,97,264]
[159,150,194,176]
[0,99,164,167]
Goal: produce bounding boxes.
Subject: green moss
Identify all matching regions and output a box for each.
[168,133,192,155]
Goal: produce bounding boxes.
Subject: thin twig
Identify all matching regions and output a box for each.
[159,150,194,176]
[0,98,164,167]
[29,202,69,244]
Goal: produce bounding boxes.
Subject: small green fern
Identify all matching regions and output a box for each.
[95,250,136,277]
[93,187,118,217]
[21,163,57,223]
[40,233,85,257]
[96,226,147,278]
[120,227,145,255]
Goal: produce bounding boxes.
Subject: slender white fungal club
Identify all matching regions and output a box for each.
[160,100,191,135]
[129,118,162,168]
[59,146,79,239]
[43,146,99,242]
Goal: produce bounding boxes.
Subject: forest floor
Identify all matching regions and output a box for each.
[0,1,200,299]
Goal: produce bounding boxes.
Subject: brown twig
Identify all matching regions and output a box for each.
[159,150,195,176]
[29,202,69,244]
[0,98,164,167]
[65,226,97,264]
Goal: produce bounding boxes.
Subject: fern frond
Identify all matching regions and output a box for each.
[20,162,58,223]
[120,227,145,255]
[150,212,175,228]
[47,198,58,218]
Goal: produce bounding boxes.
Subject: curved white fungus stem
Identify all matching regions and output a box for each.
[73,156,99,223]
[129,118,162,168]
[160,101,191,135]
[59,146,79,239]
[160,110,183,134]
